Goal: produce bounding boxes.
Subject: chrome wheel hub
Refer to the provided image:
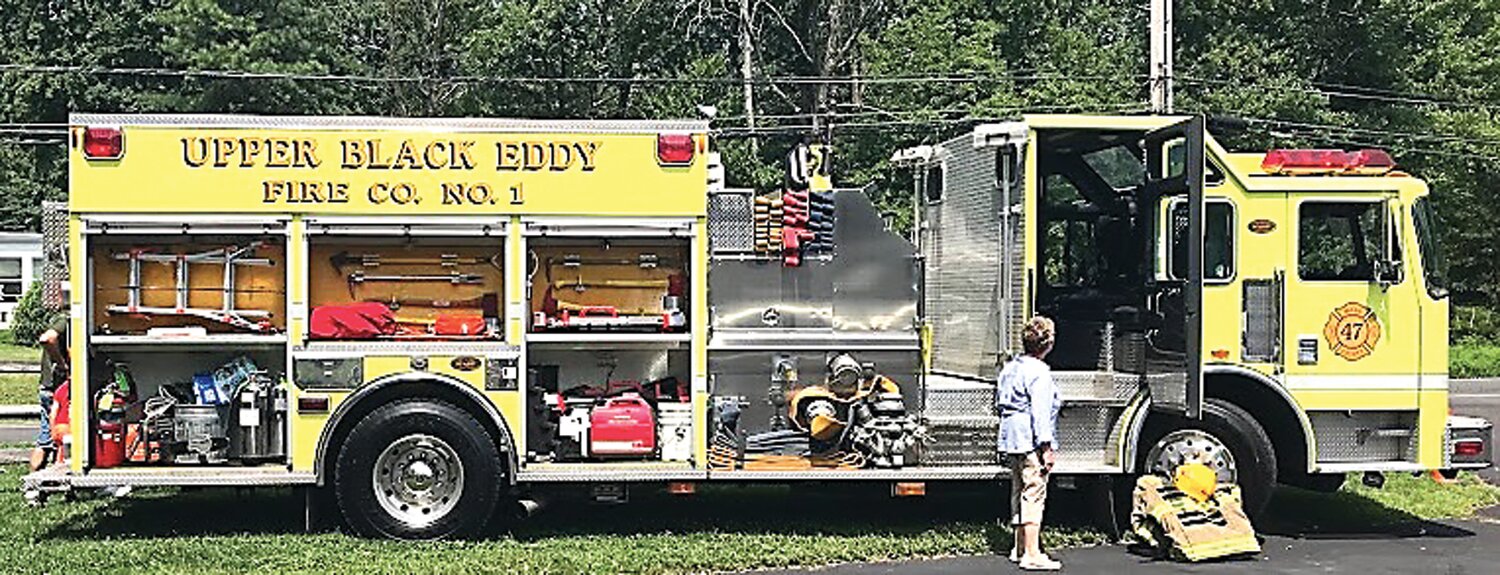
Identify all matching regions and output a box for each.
[373,434,464,529]
[1145,429,1237,484]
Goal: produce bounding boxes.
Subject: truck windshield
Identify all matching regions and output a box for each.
[1412,197,1449,299]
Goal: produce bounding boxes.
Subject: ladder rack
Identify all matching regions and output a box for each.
[107,242,276,332]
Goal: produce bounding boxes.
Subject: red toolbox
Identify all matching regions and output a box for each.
[589,394,657,457]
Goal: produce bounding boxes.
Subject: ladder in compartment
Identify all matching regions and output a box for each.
[109,241,275,332]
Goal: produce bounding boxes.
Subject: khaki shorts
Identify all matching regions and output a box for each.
[1008,450,1049,526]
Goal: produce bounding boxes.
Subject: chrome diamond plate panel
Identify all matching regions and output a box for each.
[922,133,1026,378]
[708,191,755,253]
[1310,411,1418,463]
[1057,404,1123,467]
[41,201,68,310]
[1242,279,1281,363]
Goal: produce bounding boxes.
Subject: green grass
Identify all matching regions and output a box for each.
[0,468,1105,574]
[1452,341,1500,379]
[0,373,36,405]
[0,342,38,364]
[1262,471,1500,536]
[0,469,1495,574]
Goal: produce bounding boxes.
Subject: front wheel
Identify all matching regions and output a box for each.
[1138,398,1277,517]
[335,399,503,539]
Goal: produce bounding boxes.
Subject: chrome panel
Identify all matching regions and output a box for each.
[920,131,1026,378]
[1057,404,1124,468]
[41,201,68,310]
[709,328,918,351]
[24,467,315,490]
[709,188,918,333]
[1310,411,1418,463]
[708,190,756,253]
[298,341,519,355]
[1242,279,1281,363]
[709,466,1006,481]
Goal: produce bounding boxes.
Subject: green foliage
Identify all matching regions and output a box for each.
[1451,342,1500,379]
[1453,305,1500,344]
[0,0,1499,318]
[9,281,60,350]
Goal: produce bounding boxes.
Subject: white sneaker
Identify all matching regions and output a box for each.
[1019,554,1062,571]
[1008,548,1019,563]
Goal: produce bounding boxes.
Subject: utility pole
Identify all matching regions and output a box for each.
[1149,0,1174,114]
[738,0,759,157]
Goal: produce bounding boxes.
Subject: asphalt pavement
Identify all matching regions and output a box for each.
[755,378,1500,575]
[1450,378,1500,483]
[0,422,36,445]
[755,516,1500,575]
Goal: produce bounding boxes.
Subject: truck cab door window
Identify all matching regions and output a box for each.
[1298,202,1385,281]
[1412,197,1449,299]
[1169,200,1234,282]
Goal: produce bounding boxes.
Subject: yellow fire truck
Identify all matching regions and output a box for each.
[24,113,1489,540]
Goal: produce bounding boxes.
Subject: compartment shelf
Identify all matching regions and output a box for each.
[526,332,692,348]
[90,334,288,349]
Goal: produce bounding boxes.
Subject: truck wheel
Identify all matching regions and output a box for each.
[335,399,502,539]
[1139,398,1277,517]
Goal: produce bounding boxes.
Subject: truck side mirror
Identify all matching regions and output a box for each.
[1374,259,1403,286]
[1376,198,1403,287]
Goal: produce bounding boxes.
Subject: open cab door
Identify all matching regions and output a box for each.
[1142,117,1205,418]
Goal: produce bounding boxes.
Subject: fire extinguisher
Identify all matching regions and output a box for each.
[93,366,133,469]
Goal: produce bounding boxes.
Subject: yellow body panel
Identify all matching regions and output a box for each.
[69,119,706,217]
[67,114,706,479]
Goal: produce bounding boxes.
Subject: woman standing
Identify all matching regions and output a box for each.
[997,316,1061,571]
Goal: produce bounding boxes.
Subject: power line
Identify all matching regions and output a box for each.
[1204,114,1500,163]
[714,102,1150,136]
[0,63,1138,87]
[1179,76,1500,112]
[0,138,64,146]
[1206,112,1500,149]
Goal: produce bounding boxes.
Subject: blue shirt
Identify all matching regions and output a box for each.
[996,355,1059,454]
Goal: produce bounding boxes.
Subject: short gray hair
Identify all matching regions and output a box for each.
[1022,316,1055,355]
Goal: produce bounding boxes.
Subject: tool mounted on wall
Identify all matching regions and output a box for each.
[329,251,503,272]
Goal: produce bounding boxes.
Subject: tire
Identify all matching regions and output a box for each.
[1138,398,1277,517]
[334,398,503,539]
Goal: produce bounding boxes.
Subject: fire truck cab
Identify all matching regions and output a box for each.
[904,114,1490,513]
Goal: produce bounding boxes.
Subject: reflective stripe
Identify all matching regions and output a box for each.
[1284,374,1442,390]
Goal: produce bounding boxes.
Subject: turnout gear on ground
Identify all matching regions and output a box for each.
[1129,474,1260,562]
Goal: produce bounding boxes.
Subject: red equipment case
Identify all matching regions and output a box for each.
[588,394,656,457]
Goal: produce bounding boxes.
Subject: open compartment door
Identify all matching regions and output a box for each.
[1142,117,1205,418]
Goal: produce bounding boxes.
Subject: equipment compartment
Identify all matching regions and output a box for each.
[527,238,689,333]
[82,348,287,469]
[524,347,693,463]
[307,236,503,340]
[89,234,286,335]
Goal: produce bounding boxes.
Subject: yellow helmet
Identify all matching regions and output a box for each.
[1173,462,1218,503]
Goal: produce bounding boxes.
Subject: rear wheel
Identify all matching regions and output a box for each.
[335,399,503,539]
[1138,398,1277,517]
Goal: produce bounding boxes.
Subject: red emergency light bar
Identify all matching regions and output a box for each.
[1261,148,1396,176]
